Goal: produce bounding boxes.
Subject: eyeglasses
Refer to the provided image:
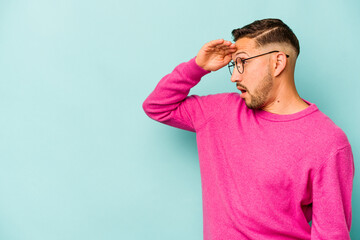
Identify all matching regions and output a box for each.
[228,50,290,75]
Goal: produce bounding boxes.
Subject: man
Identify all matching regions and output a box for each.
[142,19,354,239]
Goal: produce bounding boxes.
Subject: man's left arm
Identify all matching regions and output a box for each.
[311,144,355,239]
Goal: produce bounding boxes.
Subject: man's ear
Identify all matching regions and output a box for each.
[273,52,287,77]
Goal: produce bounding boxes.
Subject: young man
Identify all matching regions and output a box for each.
[142,19,354,239]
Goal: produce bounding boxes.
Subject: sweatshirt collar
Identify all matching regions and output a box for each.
[254,98,319,122]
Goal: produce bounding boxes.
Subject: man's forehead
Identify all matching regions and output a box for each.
[233,37,258,56]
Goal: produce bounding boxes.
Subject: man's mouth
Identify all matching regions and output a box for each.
[237,86,247,94]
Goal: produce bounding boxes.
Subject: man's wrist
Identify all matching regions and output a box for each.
[194,56,211,72]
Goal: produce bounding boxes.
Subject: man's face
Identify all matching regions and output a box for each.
[231,37,274,110]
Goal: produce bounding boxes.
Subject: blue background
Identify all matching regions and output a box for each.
[0,0,359,239]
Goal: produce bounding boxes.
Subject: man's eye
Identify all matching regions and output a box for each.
[241,59,248,64]
[236,58,244,65]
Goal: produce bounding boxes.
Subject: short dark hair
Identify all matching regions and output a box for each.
[232,18,300,57]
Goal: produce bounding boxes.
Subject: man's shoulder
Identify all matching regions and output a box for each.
[310,108,350,148]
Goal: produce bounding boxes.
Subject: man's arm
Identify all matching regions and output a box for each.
[311,144,355,239]
[142,39,236,132]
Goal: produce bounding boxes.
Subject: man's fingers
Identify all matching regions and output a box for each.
[207,39,235,48]
[197,39,237,71]
[207,42,237,55]
[207,42,235,51]
[223,54,233,63]
[208,39,224,46]
[224,48,237,56]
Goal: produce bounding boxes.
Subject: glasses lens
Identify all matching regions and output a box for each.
[228,61,234,75]
[236,58,243,74]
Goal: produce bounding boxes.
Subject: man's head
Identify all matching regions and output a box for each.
[232,18,300,58]
[230,19,300,110]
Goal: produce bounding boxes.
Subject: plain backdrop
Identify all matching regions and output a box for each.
[0,0,359,239]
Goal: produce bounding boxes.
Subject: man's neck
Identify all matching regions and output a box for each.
[261,83,309,115]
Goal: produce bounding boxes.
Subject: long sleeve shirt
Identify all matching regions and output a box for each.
[142,57,355,240]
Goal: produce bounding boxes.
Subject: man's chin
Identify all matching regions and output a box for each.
[244,97,264,110]
[245,101,258,110]
[246,104,260,110]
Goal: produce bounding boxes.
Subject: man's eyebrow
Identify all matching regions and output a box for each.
[234,51,249,57]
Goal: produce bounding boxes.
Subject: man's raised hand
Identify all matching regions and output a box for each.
[195,39,237,72]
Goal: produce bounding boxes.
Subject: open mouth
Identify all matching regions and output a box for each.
[237,86,247,94]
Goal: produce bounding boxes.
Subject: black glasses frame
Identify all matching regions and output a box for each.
[228,50,290,75]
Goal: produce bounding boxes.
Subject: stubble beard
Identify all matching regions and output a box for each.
[245,72,274,110]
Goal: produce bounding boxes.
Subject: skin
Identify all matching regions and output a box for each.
[195,38,309,115]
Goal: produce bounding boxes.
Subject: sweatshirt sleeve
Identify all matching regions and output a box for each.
[142,56,229,132]
[311,144,355,239]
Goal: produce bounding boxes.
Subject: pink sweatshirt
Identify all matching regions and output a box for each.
[142,57,355,240]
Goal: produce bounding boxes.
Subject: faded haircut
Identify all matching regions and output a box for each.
[232,19,300,57]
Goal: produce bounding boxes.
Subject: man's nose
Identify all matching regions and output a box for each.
[230,69,242,83]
